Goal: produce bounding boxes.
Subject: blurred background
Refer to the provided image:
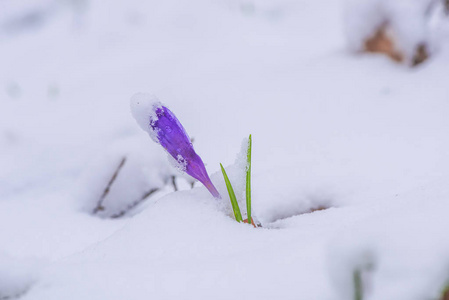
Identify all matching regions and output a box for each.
[2,0,449,230]
[2,0,449,200]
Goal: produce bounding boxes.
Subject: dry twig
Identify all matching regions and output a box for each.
[110,188,159,218]
[92,157,127,214]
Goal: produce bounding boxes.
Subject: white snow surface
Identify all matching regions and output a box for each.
[1,0,449,299]
[0,252,40,299]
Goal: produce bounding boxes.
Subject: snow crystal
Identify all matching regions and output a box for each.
[167,153,188,173]
[130,93,163,143]
[232,136,249,171]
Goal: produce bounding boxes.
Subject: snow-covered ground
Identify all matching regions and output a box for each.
[1,0,449,299]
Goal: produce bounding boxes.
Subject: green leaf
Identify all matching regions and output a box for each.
[220,163,243,222]
[353,269,363,300]
[246,134,252,224]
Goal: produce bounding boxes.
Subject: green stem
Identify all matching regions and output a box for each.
[246,134,252,224]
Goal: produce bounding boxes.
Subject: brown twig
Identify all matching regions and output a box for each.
[171,175,178,191]
[92,157,127,214]
[110,187,159,218]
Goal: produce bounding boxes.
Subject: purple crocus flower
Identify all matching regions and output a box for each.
[130,94,220,198]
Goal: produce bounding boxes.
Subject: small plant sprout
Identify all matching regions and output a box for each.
[220,134,255,226]
[220,163,243,222]
[352,258,375,300]
[130,94,220,198]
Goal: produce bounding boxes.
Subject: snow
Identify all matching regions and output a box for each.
[129,93,162,142]
[0,252,40,299]
[1,0,449,299]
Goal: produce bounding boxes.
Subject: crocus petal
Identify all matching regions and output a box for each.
[130,94,220,198]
